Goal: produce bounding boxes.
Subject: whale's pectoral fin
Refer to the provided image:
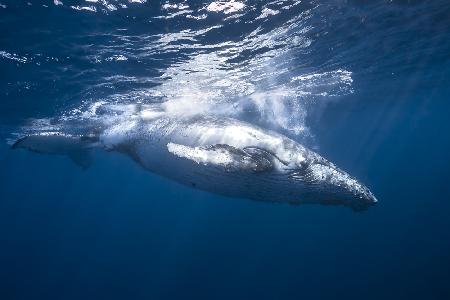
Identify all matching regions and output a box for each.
[12,134,97,170]
[167,143,274,172]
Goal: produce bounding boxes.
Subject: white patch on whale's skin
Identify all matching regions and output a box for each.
[167,143,235,167]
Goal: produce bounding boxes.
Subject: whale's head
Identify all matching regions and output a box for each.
[286,152,377,211]
[166,140,378,211]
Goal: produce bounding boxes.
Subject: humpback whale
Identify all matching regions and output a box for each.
[12,103,377,211]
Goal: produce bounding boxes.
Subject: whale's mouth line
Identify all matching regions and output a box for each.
[285,162,377,203]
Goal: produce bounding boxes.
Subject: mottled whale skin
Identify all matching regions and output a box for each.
[13,104,377,211]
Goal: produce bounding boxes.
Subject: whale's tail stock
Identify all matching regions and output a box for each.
[8,102,137,170]
[11,133,99,169]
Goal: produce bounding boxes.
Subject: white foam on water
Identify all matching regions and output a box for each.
[256,8,280,19]
[205,1,245,14]
[70,5,97,12]
[0,51,28,63]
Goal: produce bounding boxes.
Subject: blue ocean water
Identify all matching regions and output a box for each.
[1,1,450,299]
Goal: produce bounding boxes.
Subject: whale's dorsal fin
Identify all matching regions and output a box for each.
[12,134,97,170]
[167,143,274,172]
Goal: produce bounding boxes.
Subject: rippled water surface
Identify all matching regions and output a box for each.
[1,1,450,299]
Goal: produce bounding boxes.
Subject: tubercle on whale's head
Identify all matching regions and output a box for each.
[287,151,378,211]
[310,161,378,211]
[345,181,378,212]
